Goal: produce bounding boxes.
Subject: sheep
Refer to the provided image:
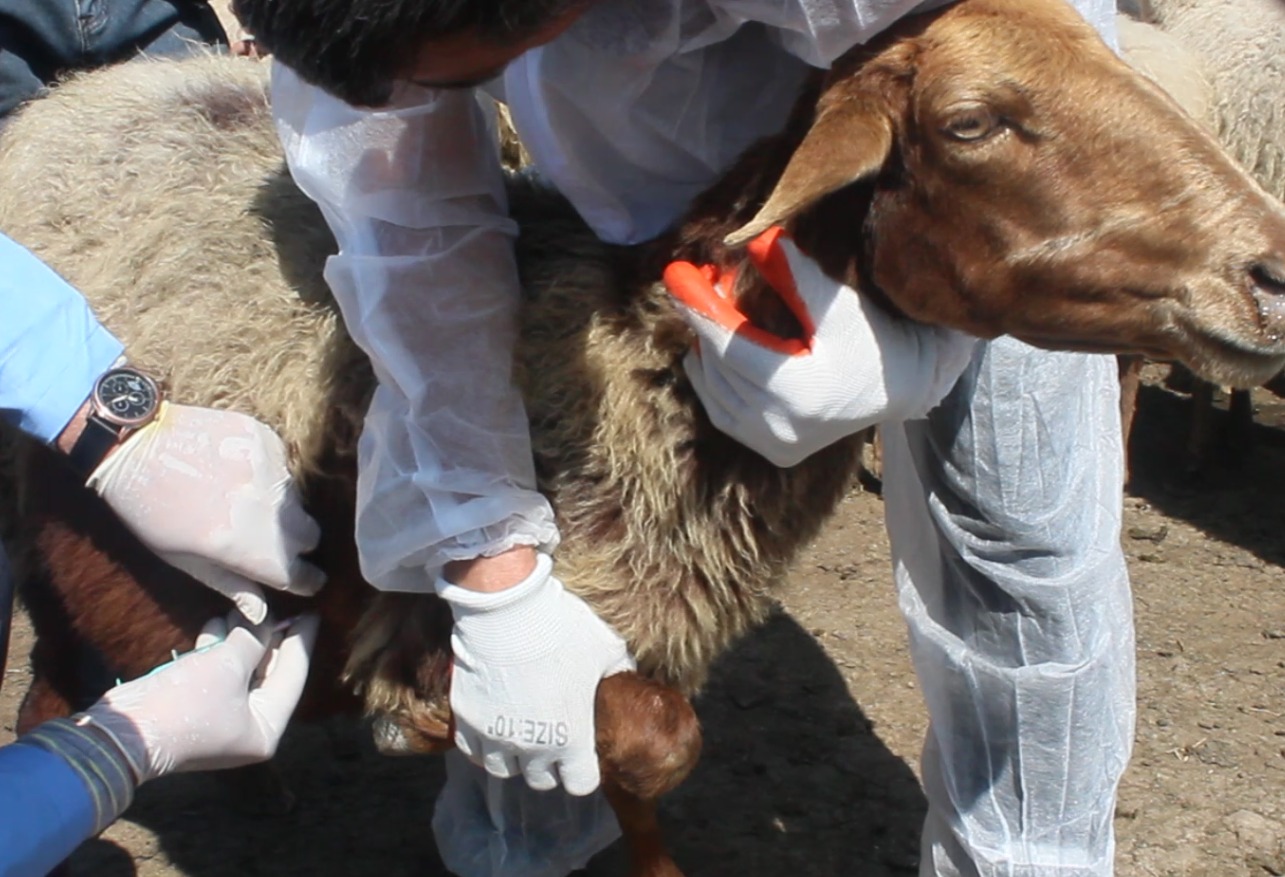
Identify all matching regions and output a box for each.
[4,0,1285,873]
[1139,0,1284,203]
[1112,10,1218,481]
[1115,0,1285,477]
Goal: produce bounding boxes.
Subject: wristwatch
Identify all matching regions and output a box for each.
[68,365,164,481]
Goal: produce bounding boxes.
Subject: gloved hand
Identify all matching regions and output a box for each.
[664,227,977,467]
[437,552,635,796]
[88,401,326,624]
[78,612,319,783]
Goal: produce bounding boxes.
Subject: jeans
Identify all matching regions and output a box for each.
[0,0,227,120]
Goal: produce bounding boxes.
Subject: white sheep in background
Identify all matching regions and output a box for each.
[1115,0,1285,476]
[1141,0,1284,202]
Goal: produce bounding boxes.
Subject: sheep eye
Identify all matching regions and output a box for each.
[942,105,1001,141]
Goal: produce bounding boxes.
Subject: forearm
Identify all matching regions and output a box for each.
[52,399,94,454]
[272,63,557,589]
[0,233,123,444]
[53,393,120,456]
[0,719,138,877]
[348,270,558,590]
[445,545,538,591]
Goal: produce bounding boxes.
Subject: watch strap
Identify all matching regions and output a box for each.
[68,416,125,482]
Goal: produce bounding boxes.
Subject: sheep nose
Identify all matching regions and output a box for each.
[1250,257,1285,341]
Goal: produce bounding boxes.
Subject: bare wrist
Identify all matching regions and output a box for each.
[443,545,538,593]
[53,397,94,455]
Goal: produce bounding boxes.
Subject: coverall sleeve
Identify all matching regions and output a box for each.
[270,63,559,593]
[0,719,138,877]
[0,232,124,444]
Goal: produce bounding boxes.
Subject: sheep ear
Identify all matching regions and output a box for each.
[725,101,894,247]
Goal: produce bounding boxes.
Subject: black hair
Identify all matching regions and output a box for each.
[232,0,584,106]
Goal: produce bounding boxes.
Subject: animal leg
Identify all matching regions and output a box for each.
[1185,379,1217,475]
[1117,355,1144,485]
[602,781,686,877]
[15,664,75,735]
[1224,388,1254,465]
[594,672,702,877]
[14,633,94,734]
[856,427,883,495]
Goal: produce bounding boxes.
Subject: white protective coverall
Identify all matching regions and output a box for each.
[270,0,1134,873]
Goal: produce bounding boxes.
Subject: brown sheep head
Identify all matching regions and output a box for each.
[725,0,1285,389]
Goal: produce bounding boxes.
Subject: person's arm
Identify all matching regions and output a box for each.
[0,613,316,877]
[0,233,323,622]
[653,0,1114,467]
[0,232,124,444]
[665,227,976,467]
[270,62,558,590]
[0,721,129,877]
[270,65,633,794]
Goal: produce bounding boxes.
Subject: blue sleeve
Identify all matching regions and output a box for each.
[0,742,97,877]
[0,232,125,444]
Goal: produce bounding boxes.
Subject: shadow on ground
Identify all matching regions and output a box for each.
[67,613,926,877]
[1125,382,1285,570]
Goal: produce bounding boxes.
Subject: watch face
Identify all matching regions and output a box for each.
[95,369,160,426]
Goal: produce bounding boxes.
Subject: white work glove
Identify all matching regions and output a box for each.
[88,401,326,624]
[437,552,635,796]
[79,612,319,783]
[664,227,977,467]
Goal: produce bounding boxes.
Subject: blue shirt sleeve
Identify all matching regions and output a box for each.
[0,232,124,444]
[0,742,97,877]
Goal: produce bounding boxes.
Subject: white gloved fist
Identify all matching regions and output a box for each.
[437,553,635,796]
[80,612,320,783]
[665,227,978,468]
[88,401,325,623]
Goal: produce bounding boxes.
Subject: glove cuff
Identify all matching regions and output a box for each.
[435,553,591,665]
[83,404,168,496]
[69,709,151,785]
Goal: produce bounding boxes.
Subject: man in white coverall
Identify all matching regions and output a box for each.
[230,0,1136,873]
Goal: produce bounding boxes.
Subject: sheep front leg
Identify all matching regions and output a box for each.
[15,629,104,734]
[1186,379,1218,474]
[1117,354,1144,485]
[15,667,76,735]
[1226,388,1255,463]
[602,781,686,877]
[360,618,701,876]
[595,672,702,877]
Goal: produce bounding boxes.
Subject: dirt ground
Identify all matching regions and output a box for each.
[2,365,1282,877]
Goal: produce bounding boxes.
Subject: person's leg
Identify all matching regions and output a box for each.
[880,340,1136,877]
[84,0,227,63]
[0,0,226,123]
[0,0,83,119]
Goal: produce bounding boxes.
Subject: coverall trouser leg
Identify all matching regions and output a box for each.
[881,339,1136,877]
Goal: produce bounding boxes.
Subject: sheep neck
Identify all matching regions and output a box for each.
[636,71,886,341]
